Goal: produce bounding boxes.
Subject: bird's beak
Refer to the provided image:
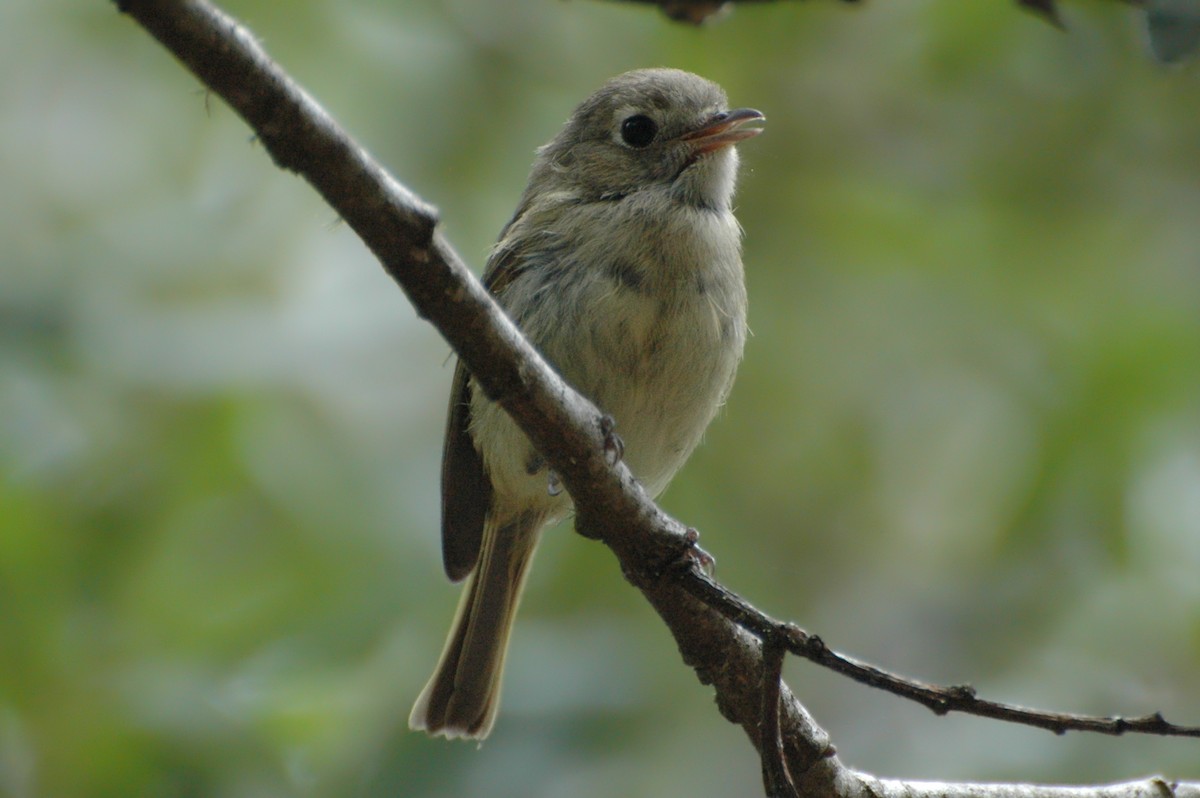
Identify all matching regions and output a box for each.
[679,108,765,155]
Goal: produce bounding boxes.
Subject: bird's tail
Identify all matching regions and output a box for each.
[409,511,544,739]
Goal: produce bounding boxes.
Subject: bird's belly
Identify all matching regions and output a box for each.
[568,287,744,497]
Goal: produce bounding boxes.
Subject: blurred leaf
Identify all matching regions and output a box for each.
[1144,0,1200,62]
[1017,0,1065,30]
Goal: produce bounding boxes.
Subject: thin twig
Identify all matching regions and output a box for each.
[673,565,1200,738]
[603,0,1150,29]
[761,636,798,798]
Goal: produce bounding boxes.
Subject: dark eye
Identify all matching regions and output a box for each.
[620,114,657,148]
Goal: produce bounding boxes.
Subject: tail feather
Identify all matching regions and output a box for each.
[409,512,543,739]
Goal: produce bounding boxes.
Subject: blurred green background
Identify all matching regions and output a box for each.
[3,1,1199,795]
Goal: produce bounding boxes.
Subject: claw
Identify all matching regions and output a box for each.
[682,527,716,575]
[600,414,625,466]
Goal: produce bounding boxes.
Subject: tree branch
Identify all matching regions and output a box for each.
[677,571,1200,739]
[605,0,1143,29]
[112,0,1199,794]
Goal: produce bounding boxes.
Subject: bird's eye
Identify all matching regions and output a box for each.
[620,114,658,148]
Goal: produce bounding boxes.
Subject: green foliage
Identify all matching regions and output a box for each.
[1144,0,1200,63]
[2,1,1198,795]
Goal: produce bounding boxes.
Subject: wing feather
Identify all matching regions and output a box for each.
[440,359,490,582]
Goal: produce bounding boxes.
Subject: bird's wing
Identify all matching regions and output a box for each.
[440,356,490,582]
[439,233,533,582]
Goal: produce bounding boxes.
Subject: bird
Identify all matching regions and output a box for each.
[409,68,763,739]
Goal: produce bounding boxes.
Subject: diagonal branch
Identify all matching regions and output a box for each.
[113,0,1200,793]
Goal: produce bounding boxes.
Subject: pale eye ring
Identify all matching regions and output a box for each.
[619,114,657,148]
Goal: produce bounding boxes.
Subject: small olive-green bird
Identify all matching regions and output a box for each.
[410,68,763,739]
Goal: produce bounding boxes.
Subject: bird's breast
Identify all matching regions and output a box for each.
[551,207,747,495]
